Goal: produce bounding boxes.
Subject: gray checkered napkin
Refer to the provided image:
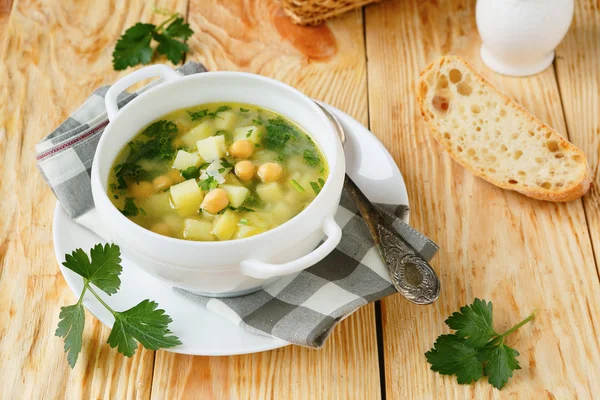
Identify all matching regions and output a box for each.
[36,62,438,348]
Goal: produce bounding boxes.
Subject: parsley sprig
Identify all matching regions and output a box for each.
[56,244,181,368]
[425,299,535,390]
[112,12,193,70]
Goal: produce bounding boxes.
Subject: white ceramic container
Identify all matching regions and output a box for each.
[88,64,345,296]
[476,0,574,76]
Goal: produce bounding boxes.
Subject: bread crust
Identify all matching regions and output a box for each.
[417,55,591,202]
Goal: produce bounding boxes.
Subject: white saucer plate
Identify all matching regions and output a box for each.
[53,104,409,356]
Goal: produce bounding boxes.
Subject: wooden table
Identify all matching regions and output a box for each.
[1,0,599,398]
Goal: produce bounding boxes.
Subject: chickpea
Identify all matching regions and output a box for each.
[257,163,283,183]
[168,169,185,184]
[201,188,229,214]
[229,139,254,159]
[234,160,255,181]
[152,174,174,191]
[150,222,172,237]
[129,181,154,198]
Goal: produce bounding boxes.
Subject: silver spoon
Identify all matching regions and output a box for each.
[315,101,441,305]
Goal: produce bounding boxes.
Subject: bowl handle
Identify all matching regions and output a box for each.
[105,64,182,122]
[240,216,342,279]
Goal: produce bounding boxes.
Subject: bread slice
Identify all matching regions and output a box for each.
[417,55,591,202]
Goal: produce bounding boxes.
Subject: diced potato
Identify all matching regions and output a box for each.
[163,215,184,235]
[205,159,231,176]
[283,188,309,205]
[272,201,295,223]
[140,192,173,216]
[201,210,217,221]
[256,182,283,203]
[220,184,250,207]
[297,171,323,195]
[170,179,204,216]
[200,160,231,184]
[173,116,196,132]
[200,170,226,184]
[212,210,239,240]
[180,121,214,148]
[213,111,239,131]
[172,150,201,170]
[252,149,279,163]
[183,218,215,241]
[224,174,242,186]
[286,155,306,172]
[235,225,265,239]
[243,212,272,228]
[233,125,262,144]
[197,136,226,162]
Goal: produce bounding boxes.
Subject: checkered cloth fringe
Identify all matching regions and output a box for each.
[36,62,438,348]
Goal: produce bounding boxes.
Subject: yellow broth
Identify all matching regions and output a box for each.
[108,103,328,241]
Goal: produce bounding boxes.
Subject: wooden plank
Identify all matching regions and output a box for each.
[555,0,600,272]
[0,0,187,398]
[365,0,600,398]
[150,1,379,399]
[0,0,13,40]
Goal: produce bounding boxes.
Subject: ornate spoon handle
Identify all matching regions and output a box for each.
[344,176,441,305]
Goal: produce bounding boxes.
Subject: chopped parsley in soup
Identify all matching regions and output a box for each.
[108,103,328,241]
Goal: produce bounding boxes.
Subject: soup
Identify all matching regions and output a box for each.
[108,103,328,241]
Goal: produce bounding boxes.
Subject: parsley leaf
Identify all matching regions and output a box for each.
[181,166,200,180]
[154,31,189,65]
[121,197,139,217]
[310,181,321,195]
[263,117,300,150]
[162,16,193,39]
[445,298,497,348]
[198,176,218,191]
[142,120,178,137]
[242,193,262,208]
[302,149,321,167]
[235,206,255,213]
[114,163,148,188]
[239,107,249,112]
[220,159,234,168]
[55,303,85,368]
[188,106,231,121]
[290,179,305,192]
[425,299,535,390]
[252,118,263,125]
[112,13,193,71]
[114,120,178,188]
[425,334,484,385]
[56,245,180,368]
[208,105,232,119]
[62,244,122,295]
[112,23,155,70]
[479,342,521,389]
[188,109,208,121]
[107,299,182,357]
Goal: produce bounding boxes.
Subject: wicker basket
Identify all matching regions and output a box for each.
[277,0,382,25]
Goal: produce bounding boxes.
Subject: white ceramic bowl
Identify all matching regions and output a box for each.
[87,64,345,296]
